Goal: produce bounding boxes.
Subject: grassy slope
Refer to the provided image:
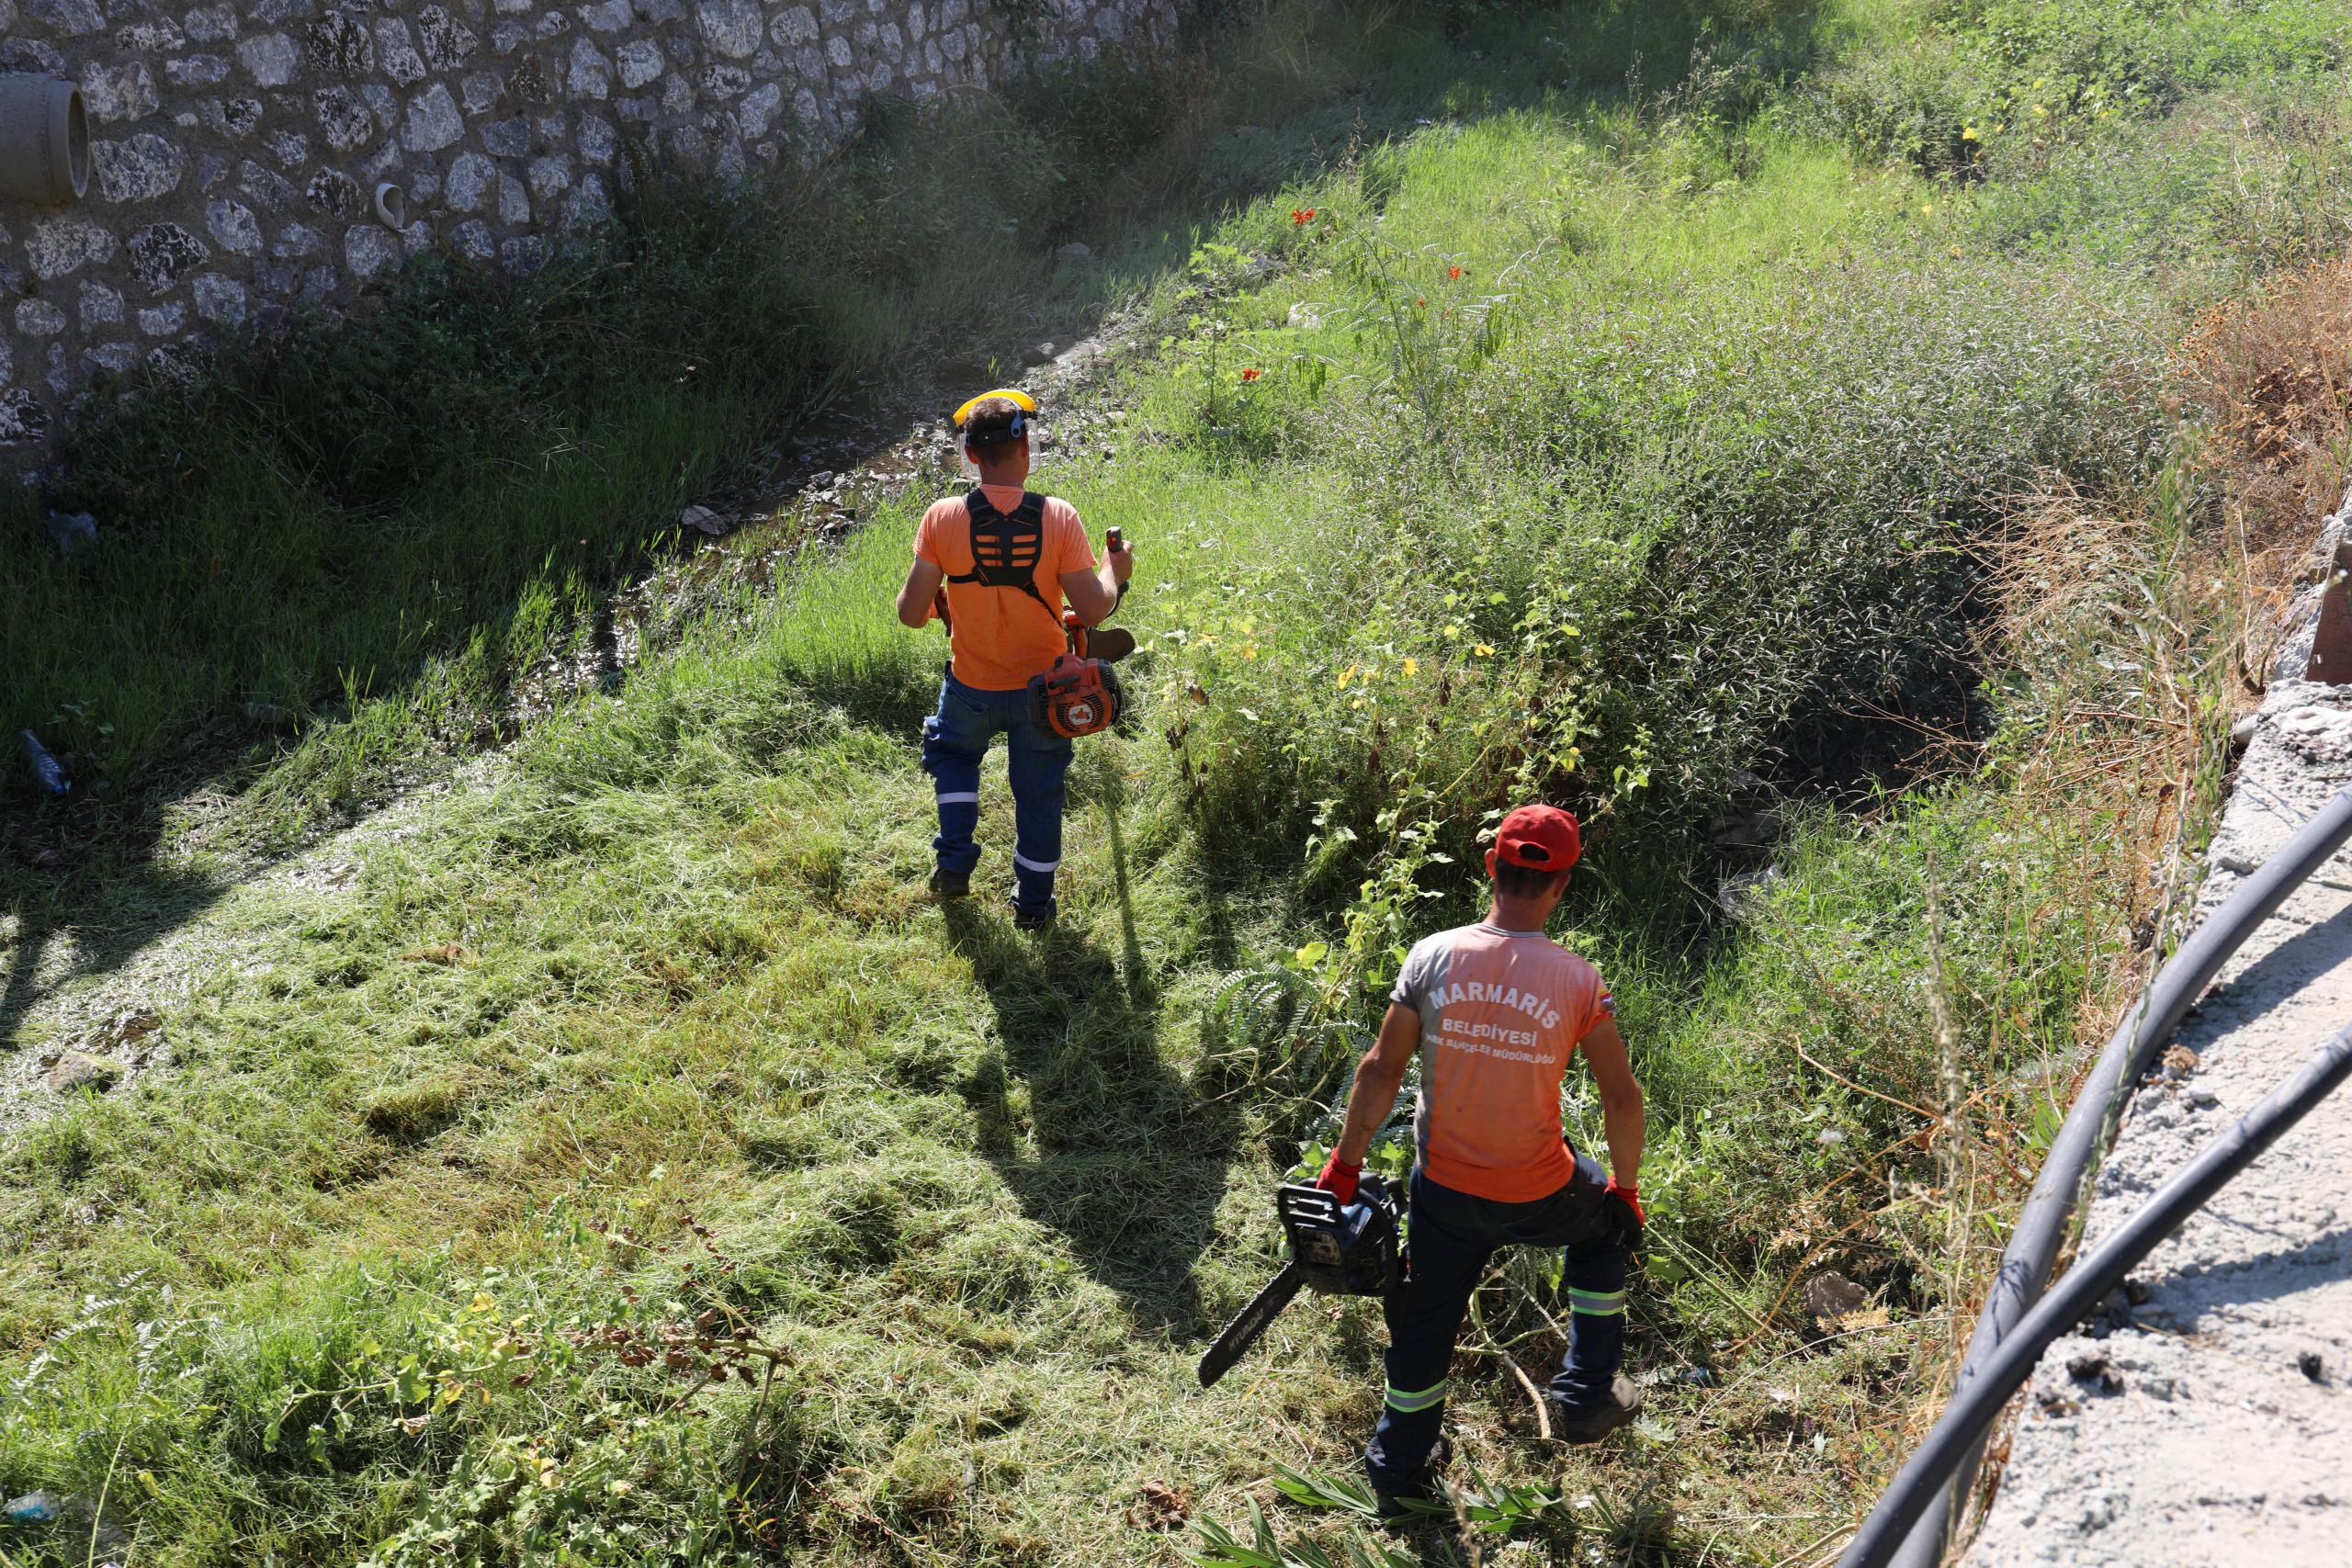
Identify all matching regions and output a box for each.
[3,2,2347,1564]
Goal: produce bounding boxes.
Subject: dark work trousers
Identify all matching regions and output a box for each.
[1365,1153,1635,1491]
[922,671,1073,919]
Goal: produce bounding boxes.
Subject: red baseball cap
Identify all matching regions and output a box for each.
[1485,804,1582,878]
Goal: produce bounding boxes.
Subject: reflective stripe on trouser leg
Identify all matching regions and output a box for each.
[933,791,980,874]
[1368,1170,1487,1493]
[1005,713,1070,919]
[1553,1228,1630,1409]
[921,688,991,878]
[1012,854,1057,919]
[1384,1379,1448,1415]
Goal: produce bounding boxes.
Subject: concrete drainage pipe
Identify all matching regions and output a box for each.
[0,75,90,206]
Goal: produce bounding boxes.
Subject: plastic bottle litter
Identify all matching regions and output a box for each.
[19,730,70,795]
[3,1490,63,1525]
[41,510,96,555]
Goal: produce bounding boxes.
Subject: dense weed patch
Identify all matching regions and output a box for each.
[3,2,2348,1564]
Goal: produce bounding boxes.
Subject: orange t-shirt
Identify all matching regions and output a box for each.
[1391,921,1616,1202]
[915,486,1096,692]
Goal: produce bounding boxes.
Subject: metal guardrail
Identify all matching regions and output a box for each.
[1842,484,2352,1565]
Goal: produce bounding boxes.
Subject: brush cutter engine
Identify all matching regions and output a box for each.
[1028,650,1123,739]
[1027,606,1128,739]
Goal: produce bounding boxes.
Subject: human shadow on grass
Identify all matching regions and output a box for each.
[0,788,239,1060]
[945,900,1239,1331]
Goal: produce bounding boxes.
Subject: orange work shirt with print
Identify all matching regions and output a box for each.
[1390,921,1616,1202]
[914,486,1097,693]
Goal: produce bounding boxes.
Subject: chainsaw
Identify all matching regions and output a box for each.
[1197,1175,1404,1388]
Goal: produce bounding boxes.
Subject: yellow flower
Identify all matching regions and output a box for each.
[1337,663,1357,690]
[1401,657,1419,678]
[1442,624,1464,640]
[1918,202,1935,217]
[1241,642,1260,660]
[1474,643,1496,658]
[1350,697,1366,711]
[1962,126,1979,141]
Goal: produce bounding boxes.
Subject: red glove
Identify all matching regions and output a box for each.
[1605,1178,1645,1228]
[1316,1152,1362,1206]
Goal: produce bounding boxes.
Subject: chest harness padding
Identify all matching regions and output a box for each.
[948,489,1058,625]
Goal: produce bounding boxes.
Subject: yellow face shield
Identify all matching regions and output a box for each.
[951,388,1038,428]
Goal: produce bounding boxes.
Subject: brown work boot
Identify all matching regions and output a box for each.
[1086,626,1136,663]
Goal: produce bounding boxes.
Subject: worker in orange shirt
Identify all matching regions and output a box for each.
[894,391,1134,930]
[1314,805,1647,1513]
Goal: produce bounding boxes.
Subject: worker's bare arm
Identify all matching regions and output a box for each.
[897,557,946,629]
[1059,539,1133,627]
[1332,1003,1421,1167]
[1577,1016,1645,1189]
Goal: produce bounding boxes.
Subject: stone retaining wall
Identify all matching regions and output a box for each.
[0,0,1184,447]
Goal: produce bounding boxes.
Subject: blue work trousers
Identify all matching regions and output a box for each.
[1366,1155,1635,1492]
[922,671,1073,918]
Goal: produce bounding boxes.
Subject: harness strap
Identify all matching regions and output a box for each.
[945,489,1060,630]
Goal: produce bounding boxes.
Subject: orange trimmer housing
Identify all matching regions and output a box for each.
[1028,610,1125,739]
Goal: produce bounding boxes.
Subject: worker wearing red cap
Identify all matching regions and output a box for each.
[1315,803,1647,1513]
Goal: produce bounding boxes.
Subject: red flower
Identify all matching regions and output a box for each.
[1293,207,1317,226]
[1240,367,1261,382]
[1416,298,1426,308]
[1448,265,1464,280]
